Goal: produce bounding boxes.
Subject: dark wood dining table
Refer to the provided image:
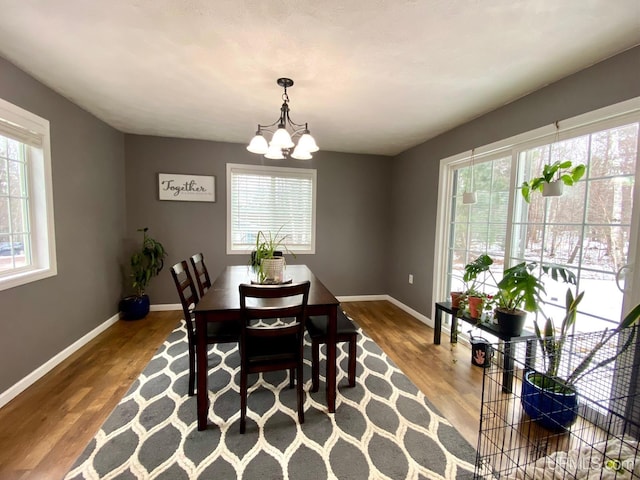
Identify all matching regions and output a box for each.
[193,264,340,430]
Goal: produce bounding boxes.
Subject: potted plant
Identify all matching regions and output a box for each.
[492,261,577,336]
[520,160,586,203]
[522,290,640,430]
[456,254,494,319]
[461,254,576,336]
[251,227,294,284]
[119,227,167,320]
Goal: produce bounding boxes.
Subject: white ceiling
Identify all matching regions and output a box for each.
[0,1,639,156]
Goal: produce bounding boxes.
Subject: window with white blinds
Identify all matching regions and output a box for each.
[227,163,316,254]
[0,97,56,291]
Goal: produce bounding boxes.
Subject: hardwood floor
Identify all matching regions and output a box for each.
[0,301,482,479]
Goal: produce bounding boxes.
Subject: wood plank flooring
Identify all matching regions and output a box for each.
[0,301,482,479]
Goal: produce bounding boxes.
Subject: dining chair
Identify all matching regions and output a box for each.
[189,252,211,300]
[238,281,310,434]
[306,309,358,393]
[170,260,239,396]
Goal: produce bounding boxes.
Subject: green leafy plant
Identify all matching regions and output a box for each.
[532,289,640,391]
[520,160,586,203]
[460,254,576,316]
[458,254,495,318]
[493,261,576,314]
[130,227,167,297]
[251,226,295,284]
[462,254,493,296]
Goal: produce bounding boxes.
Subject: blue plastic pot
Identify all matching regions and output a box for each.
[119,294,150,320]
[521,370,578,431]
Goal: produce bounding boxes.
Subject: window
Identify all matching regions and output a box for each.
[227,163,316,254]
[435,99,640,336]
[512,122,639,332]
[0,98,56,291]
[447,154,512,295]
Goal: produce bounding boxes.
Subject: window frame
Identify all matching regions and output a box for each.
[226,163,317,255]
[433,97,640,322]
[0,98,56,292]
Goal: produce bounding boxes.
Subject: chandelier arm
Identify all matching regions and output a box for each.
[256,118,282,131]
[285,116,308,130]
[287,125,309,138]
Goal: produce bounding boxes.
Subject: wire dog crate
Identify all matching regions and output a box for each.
[475,325,640,479]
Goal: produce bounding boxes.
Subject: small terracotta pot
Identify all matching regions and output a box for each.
[450,291,463,308]
[468,296,483,319]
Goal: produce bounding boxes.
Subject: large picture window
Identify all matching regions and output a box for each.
[0,98,56,291]
[435,100,640,335]
[227,163,316,254]
[512,122,639,332]
[447,154,512,295]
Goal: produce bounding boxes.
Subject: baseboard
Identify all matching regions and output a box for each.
[151,303,181,312]
[339,294,435,329]
[0,312,121,409]
[336,294,388,302]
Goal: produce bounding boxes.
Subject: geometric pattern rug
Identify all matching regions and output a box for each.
[65,319,477,479]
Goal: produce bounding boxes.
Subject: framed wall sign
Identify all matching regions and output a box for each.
[158,173,215,202]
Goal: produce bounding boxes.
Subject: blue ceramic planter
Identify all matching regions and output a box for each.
[119,294,150,320]
[521,370,578,431]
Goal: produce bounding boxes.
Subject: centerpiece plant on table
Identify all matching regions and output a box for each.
[250,226,295,284]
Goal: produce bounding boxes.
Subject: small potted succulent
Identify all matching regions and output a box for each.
[119,227,167,320]
[250,227,294,284]
[520,160,586,203]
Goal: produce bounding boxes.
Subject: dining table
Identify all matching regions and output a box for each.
[194,264,340,431]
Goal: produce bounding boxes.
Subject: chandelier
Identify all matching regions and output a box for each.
[246,78,319,160]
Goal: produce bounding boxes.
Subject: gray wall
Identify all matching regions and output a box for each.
[0,56,126,393]
[388,46,640,318]
[124,135,391,303]
[1,44,638,399]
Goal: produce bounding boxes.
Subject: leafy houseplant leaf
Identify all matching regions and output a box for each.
[130,228,167,297]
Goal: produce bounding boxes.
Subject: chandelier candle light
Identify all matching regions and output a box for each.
[247,78,319,160]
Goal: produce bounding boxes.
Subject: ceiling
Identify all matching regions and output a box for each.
[0,1,638,156]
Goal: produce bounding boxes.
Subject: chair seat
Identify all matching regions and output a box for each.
[205,320,240,342]
[245,335,298,364]
[307,311,358,339]
[306,309,358,393]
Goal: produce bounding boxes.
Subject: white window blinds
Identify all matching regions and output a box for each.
[227,163,316,253]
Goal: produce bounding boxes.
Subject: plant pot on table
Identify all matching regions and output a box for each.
[494,308,527,336]
[450,291,463,308]
[468,296,483,319]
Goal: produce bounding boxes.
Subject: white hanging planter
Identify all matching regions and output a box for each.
[463,192,477,204]
[542,180,564,197]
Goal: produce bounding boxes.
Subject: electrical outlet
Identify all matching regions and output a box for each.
[408,274,414,284]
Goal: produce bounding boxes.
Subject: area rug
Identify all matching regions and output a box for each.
[65,319,477,479]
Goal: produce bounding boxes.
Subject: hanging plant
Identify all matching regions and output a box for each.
[520,160,586,203]
[519,121,586,203]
